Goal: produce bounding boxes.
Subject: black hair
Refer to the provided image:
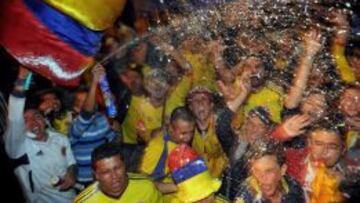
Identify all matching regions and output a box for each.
[309,113,346,143]
[91,143,124,170]
[35,88,61,106]
[170,106,195,125]
[246,141,286,167]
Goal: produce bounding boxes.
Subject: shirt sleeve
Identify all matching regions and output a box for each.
[332,43,356,83]
[3,95,27,159]
[63,136,76,166]
[215,107,235,156]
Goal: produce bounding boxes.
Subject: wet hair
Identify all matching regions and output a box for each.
[246,141,285,167]
[170,106,195,125]
[144,68,170,86]
[186,86,214,106]
[309,113,346,143]
[91,143,124,170]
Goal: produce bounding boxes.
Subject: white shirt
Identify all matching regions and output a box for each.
[4,95,76,203]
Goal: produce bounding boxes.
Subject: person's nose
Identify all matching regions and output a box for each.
[110,169,120,179]
[320,145,329,157]
[258,172,270,184]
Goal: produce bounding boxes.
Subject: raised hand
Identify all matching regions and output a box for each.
[327,8,349,29]
[280,114,312,138]
[135,120,148,143]
[91,64,106,84]
[303,27,322,56]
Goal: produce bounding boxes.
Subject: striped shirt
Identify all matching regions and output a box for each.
[69,111,117,183]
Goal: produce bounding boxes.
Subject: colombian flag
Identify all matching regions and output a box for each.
[0,0,125,86]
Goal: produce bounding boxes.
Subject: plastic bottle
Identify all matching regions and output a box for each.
[98,75,117,118]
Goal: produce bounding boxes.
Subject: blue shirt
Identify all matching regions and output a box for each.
[69,111,117,183]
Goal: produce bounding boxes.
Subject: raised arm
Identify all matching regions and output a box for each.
[330,9,356,83]
[284,28,322,109]
[70,65,106,138]
[4,67,30,158]
[224,70,252,113]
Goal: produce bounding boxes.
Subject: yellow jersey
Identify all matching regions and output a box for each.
[192,117,228,178]
[244,82,284,123]
[122,95,163,144]
[73,173,163,203]
[122,77,190,144]
[332,43,356,84]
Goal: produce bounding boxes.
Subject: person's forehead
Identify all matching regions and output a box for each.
[41,92,58,100]
[252,155,279,169]
[311,130,340,142]
[95,156,124,169]
[191,93,212,101]
[24,109,42,117]
[343,89,360,98]
[173,119,194,128]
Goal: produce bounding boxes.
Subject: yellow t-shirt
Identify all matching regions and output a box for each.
[183,51,217,92]
[52,111,72,135]
[140,134,179,203]
[73,173,163,203]
[332,43,356,84]
[346,130,360,150]
[244,82,284,123]
[122,76,190,144]
[192,117,228,178]
[164,74,193,120]
[139,134,177,182]
[122,95,163,144]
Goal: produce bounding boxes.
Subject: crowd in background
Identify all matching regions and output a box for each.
[1,0,360,202]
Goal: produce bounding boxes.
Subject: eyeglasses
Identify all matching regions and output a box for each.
[312,139,342,151]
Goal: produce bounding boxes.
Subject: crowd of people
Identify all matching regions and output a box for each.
[1,0,360,202]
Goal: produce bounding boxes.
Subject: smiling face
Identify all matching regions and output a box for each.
[24,109,46,139]
[170,119,195,145]
[94,155,128,199]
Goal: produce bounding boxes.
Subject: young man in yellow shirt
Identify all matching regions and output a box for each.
[74,143,163,203]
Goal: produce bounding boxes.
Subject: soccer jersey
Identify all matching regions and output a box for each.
[4,95,76,203]
[74,173,163,203]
